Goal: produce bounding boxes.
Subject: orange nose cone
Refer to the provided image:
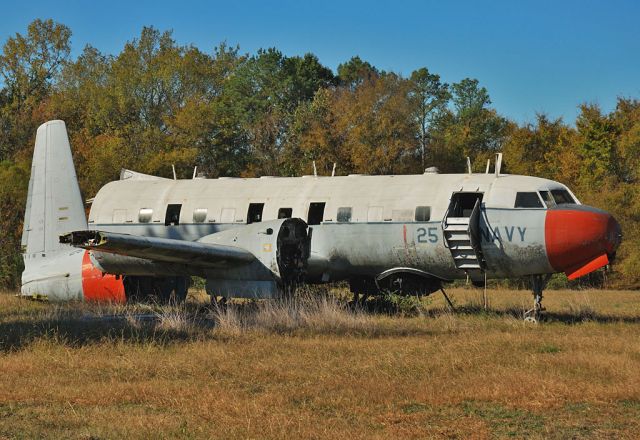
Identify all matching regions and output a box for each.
[545,207,622,278]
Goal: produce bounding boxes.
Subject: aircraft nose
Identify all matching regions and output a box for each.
[545,207,622,280]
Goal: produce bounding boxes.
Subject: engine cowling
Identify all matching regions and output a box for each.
[78,218,310,300]
[201,218,310,299]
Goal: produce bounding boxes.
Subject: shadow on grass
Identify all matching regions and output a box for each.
[3,294,638,352]
[434,304,640,325]
[0,297,440,352]
[348,294,640,324]
[0,302,217,353]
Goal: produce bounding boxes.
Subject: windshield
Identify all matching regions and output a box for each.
[539,191,555,208]
[551,189,576,205]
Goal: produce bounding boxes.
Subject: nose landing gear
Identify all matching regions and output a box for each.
[524,274,552,323]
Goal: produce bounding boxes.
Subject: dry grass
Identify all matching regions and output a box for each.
[213,293,374,336]
[0,288,639,439]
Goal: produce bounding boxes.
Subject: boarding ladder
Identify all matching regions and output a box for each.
[442,199,486,273]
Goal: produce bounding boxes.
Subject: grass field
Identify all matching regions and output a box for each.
[1,288,639,439]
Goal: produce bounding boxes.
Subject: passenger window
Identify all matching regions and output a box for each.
[415,206,431,221]
[193,208,208,223]
[307,202,326,225]
[551,189,576,205]
[337,207,352,222]
[165,204,182,225]
[247,203,264,224]
[138,208,153,223]
[278,207,292,219]
[539,191,555,208]
[514,192,543,208]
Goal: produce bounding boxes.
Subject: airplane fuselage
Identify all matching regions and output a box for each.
[83,171,619,292]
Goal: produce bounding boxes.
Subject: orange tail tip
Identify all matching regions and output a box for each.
[566,253,609,280]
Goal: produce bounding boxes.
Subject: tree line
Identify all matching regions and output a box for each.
[0,19,638,289]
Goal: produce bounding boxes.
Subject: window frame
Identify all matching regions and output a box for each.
[138,208,153,223]
[247,203,265,224]
[277,207,293,219]
[164,204,182,226]
[193,208,208,223]
[539,191,556,208]
[514,192,544,209]
[307,202,326,225]
[337,207,352,223]
[551,189,576,205]
[414,206,431,222]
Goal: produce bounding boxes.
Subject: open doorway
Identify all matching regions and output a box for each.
[448,193,483,218]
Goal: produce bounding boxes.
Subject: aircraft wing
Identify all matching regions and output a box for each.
[60,230,255,267]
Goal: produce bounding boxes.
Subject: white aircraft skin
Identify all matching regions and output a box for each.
[21,121,622,319]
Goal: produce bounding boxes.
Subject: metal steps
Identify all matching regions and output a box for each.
[443,216,483,271]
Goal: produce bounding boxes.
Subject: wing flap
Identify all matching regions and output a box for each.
[60,230,255,267]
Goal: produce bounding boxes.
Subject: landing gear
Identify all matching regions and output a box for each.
[524,274,552,323]
[440,287,455,312]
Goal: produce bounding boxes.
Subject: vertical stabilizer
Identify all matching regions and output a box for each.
[22,120,87,256]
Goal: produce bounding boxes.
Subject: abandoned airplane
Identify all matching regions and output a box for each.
[20,120,622,320]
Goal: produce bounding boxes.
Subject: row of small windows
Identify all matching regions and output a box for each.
[141,191,575,221]
[136,204,432,224]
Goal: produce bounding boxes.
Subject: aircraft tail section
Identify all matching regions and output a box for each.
[21,120,87,257]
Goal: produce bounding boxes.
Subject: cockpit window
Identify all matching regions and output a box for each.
[539,191,555,208]
[551,189,576,205]
[514,192,543,208]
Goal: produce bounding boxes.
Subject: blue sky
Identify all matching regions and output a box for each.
[1,0,639,124]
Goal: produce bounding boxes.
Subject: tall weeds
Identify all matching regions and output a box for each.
[212,294,374,336]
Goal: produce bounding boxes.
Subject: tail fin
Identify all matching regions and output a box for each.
[21,120,87,256]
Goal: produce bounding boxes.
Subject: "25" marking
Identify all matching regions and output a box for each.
[417,227,438,243]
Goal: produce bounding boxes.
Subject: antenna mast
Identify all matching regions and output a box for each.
[495,153,503,177]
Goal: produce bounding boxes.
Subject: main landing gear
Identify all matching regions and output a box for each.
[524,274,552,323]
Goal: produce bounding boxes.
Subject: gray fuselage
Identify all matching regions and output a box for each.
[86,172,571,284]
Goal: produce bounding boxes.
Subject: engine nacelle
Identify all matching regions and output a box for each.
[201,218,310,298]
[83,218,310,300]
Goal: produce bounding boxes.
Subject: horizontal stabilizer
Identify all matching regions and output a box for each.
[60,230,255,267]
